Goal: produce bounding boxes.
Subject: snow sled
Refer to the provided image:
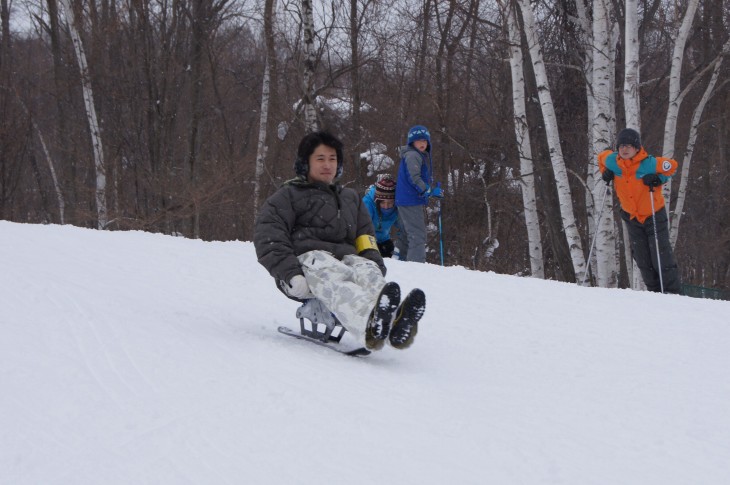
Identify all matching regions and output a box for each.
[295,299,347,343]
[279,299,369,356]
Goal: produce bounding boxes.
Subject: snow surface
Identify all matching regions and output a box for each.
[2,221,729,484]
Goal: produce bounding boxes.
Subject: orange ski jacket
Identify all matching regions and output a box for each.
[598,148,678,223]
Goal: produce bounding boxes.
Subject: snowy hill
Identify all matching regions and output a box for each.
[1,221,729,484]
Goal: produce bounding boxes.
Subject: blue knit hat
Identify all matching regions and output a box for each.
[407,125,431,147]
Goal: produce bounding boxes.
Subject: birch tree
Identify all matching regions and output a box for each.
[44,0,76,207]
[506,2,543,278]
[516,0,586,282]
[254,0,276,217]
[661,0,700,202]
[588,0,618,287]
[59,0,108,229]
[670,39,730,248]
[301,0,318,132]
[623,0,641,289]
[623,0,640,129]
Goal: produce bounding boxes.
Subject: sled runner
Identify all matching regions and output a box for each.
[277,299,371,357]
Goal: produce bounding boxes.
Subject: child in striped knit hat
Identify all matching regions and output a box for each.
[362,174,400,258]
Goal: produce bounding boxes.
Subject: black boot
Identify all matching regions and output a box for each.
[389,289,425,349]
[365,282,401,350]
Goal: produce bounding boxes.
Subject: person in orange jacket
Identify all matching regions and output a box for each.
[598,128,681,294]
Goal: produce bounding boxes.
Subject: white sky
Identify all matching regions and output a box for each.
[1,221,729,484]
[8,0,41,35]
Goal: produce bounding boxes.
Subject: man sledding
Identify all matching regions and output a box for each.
[253,131,426,351]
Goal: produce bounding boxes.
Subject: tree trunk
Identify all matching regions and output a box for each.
[301,0,318,132]
[414,0,432,116]
[661,0,700,203]
[0,0,10,218]
[434,0,475,184]
[623,0,641,288]
[46,0,76,215]
[1,0,9,70]
[623,0,640,129]
[16,96,67,224]
[517,0,586,283]
[506,2,543,278]
[59,0,108,229]
[186,0,210,238]
[670,40,730,248]
[462,0,480,127]
[349,0,363,187]
[253,0,276,217]
[588,0,618,287]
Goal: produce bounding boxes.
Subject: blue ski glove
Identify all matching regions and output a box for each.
[430,182,444,198]
[642,173,662,187]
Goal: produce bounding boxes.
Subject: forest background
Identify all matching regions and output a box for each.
[1,0,728,293]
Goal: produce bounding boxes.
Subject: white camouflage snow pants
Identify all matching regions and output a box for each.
[297,250,386,341]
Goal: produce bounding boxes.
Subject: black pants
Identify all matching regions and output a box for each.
[621,208,681,294]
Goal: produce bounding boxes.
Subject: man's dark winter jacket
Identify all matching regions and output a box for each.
[254,177,386,286]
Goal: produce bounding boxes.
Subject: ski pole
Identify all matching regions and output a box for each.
[438,199,444,266]
[648,186,665,294]
[582,182,611,286]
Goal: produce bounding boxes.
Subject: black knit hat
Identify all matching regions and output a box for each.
[294,131,344,179]
[374,174,396,201]
[616,128,641,150]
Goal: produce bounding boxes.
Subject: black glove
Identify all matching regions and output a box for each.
[642,173,662,187]
[378,239,394,258]
[602,170,615,183]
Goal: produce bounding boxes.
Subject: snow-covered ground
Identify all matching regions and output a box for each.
[2,221,729,484]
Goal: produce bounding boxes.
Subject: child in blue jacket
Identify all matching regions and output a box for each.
[394,125,443,262]
[363,174,399,257]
